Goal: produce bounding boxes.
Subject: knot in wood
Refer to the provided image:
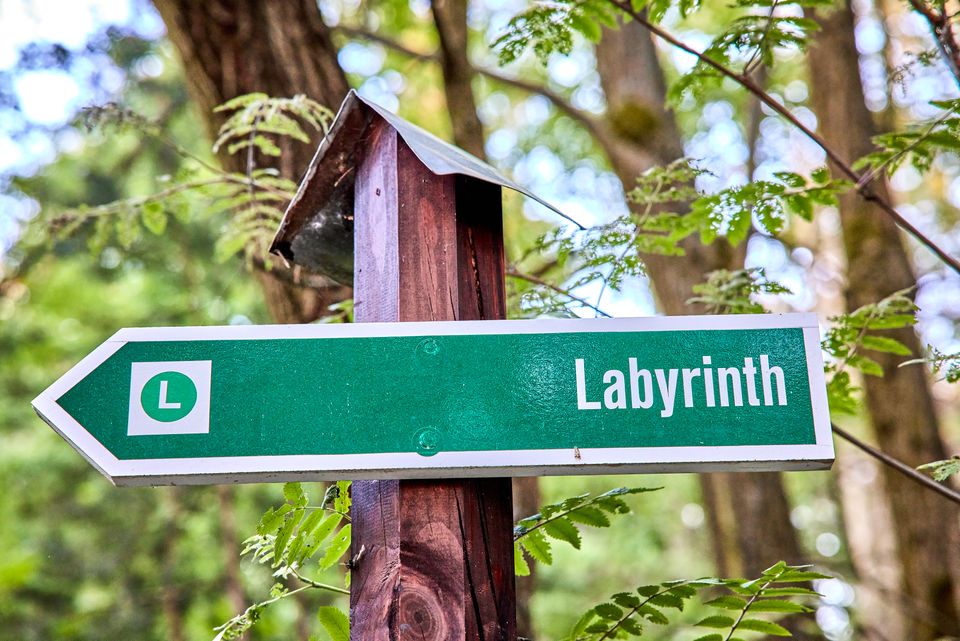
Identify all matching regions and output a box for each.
[397,582,451,640]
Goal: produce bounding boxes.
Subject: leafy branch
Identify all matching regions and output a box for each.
[917,457,960,482]
[820,289,917,414]
[904,0,960,86]
[513,486,660,575]
[565,561,826,640]
[508,268,614,317]
[214,482,352,641]
[854,99,960,184]
[493,0,960,275]
[35,94,331,267]
[687,267,791,314]
[902,345,960,383]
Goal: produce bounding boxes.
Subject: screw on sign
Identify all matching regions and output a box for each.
[33,92,833,641]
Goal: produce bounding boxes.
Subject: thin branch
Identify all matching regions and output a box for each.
[832,423,960,506]
[333,25,609,144]
[507,268,613,317]
[480,67,612,145]
[289,569,351,595]
[607,0,960,276]
[336,24,434,61]
[725,582,770,641]
[906,0,960,87]
[741,0,780,77]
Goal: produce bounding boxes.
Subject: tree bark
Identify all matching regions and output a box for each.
[153,0,352,323]
[595,18,808,585]
[432,0,486,159]
[808,2,960,637]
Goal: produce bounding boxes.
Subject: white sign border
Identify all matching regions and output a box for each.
[32,313,834,486]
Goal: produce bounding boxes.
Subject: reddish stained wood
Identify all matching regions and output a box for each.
[455,176,505,321]
[351,118,515,641]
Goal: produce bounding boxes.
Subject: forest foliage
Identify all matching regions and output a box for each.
[2,0,960,638]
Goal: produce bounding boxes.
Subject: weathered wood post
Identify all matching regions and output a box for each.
[348,118,516,640]
[268,90,597,640]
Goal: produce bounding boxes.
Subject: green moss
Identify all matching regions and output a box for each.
[609,101,662,144]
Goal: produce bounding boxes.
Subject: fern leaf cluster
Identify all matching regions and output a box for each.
[213,93,332,157]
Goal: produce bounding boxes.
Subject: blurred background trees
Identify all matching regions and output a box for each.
[1,0,959,639]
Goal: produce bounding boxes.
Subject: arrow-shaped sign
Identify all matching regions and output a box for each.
[33,314,833,486]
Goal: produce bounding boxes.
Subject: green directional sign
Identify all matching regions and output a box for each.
[32,314,833,486]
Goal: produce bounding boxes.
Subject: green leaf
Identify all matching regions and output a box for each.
[214,92,269,112]
[313,513,342,545]
[585,622,611,634]
[649,593,684,610]
[273,508,302,566]
[141,201,167,235]
[319,524,351,570]
[594,603,623,620]
[696,615,735,628]
[620,616,644,635]
[520,529,553,565]
[317,606,350,641]
[860,335,912,356]
[569,12,602,42]
[762,587,821,597]
[566,506,610,527]
[298,509,327,538]
[333,480,352,514]
[692,635,724,641]
[918,458,960,482]
[258,504,292,534]
[705,595,748,610]
[568,610,597,638]
[514,542,530,577]
[544,517,582,549]
[638,604,669,625]
[847,353,884,377]
[865,313,917,329]
[773,569,831,582]
[612,592,641,608]
[748,599,811,613]
[284,482,307,507]
[736,619,791,636]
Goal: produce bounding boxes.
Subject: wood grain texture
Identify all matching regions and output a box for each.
[455,177,505,321]
[351,117,515,641]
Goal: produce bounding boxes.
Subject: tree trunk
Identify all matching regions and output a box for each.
[595,18,808,586]
[807,2,960,637]
[432,0,486,159]
[153,0,352,323]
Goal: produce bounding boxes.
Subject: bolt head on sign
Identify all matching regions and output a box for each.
[32,314,834,486]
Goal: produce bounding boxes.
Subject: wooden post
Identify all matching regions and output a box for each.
[349,120,516,641]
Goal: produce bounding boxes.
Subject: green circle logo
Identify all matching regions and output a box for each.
[140,371,198,422]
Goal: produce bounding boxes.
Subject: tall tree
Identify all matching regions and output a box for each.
[807,2,960,637]
[594,19,808,584]
[153,0,351,324]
